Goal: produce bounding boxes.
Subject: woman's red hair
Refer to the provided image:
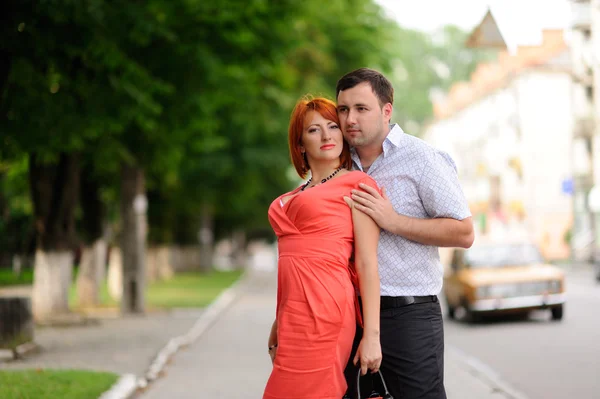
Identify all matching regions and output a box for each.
[288,96,352,179]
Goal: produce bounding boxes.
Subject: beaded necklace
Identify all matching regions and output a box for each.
[301,167,344,191]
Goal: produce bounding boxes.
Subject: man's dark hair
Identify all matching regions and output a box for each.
[336,68,394,107]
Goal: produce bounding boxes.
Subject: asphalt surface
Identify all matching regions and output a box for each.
[444,264,600,399]
[139,270,520,399]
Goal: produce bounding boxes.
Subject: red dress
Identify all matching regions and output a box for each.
[263,171,378,399]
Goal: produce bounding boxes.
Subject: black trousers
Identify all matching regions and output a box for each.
[344,300,446,399]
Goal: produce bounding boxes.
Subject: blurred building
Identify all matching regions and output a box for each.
[423,10,573,260]
[569,0,600,262]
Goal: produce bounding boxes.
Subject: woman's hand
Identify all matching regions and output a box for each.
[268,344,278,364]
[353,334,382,375]
[268,319,278,365]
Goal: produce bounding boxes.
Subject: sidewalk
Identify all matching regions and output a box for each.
[0,295,203,379]
[137,270,522,399]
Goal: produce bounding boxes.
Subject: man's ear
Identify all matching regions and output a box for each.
[383,103,393,123]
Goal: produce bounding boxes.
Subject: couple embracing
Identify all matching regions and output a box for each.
[263,68,474,399]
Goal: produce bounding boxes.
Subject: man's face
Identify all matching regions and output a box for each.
[337,82,391,148]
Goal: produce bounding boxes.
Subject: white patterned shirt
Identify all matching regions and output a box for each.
[351,124,471,296]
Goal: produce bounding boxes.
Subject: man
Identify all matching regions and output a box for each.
[337,68,474,399]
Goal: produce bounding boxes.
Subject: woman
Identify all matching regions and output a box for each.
[263,96,382,399]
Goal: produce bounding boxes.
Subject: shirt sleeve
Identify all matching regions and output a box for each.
[418,150,471,220]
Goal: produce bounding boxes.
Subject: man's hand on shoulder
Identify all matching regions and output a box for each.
[350,183,397,232]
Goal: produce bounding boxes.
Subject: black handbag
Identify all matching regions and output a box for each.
[343,369,394,399]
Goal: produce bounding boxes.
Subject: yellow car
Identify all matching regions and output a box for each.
[443,241,566,321]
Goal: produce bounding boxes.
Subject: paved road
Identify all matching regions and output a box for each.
[139,270,519,399]
[444,264,600,399]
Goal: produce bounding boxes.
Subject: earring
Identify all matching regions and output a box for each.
[302,152,309,172]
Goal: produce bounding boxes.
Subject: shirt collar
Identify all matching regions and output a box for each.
[350,123,405,167]
[381,123,404,158]
[385,123,404,149]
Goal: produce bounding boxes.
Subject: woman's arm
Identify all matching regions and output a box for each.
[350,199,382,375]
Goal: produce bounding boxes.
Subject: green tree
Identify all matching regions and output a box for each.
[142,0,401,266]
[1,0,169,318]
[2,0,484,318]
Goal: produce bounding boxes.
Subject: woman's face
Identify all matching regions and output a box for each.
[301,110,344,166]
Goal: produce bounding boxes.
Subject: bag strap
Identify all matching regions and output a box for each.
[356,369,393,398]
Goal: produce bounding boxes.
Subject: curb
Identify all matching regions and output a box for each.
[447,345,530,399]
[96,270,250,399]
[98,374,138,399]
[0,341,40,362]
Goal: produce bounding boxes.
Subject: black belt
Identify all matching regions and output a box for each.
[380,295,438,309]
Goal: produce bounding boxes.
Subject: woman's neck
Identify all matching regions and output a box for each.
[308,160,343,183]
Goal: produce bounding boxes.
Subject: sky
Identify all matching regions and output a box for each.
[374,0,572,49]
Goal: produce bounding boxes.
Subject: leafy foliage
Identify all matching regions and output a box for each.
[0,0,493,249]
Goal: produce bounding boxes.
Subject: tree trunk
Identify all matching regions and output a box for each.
[0,49,11,114]
[120,163,147,314]
[0,170,7,267]
[12,255,22,277]
[198,205,214,272]
[231,229,247,269]
[107,246,123,302]
[75,240,107,307]
[31,250,74,318]
[146,246,159,283]
[76,167,107,307]
[29,152,80,321]
[156,245,174,280]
